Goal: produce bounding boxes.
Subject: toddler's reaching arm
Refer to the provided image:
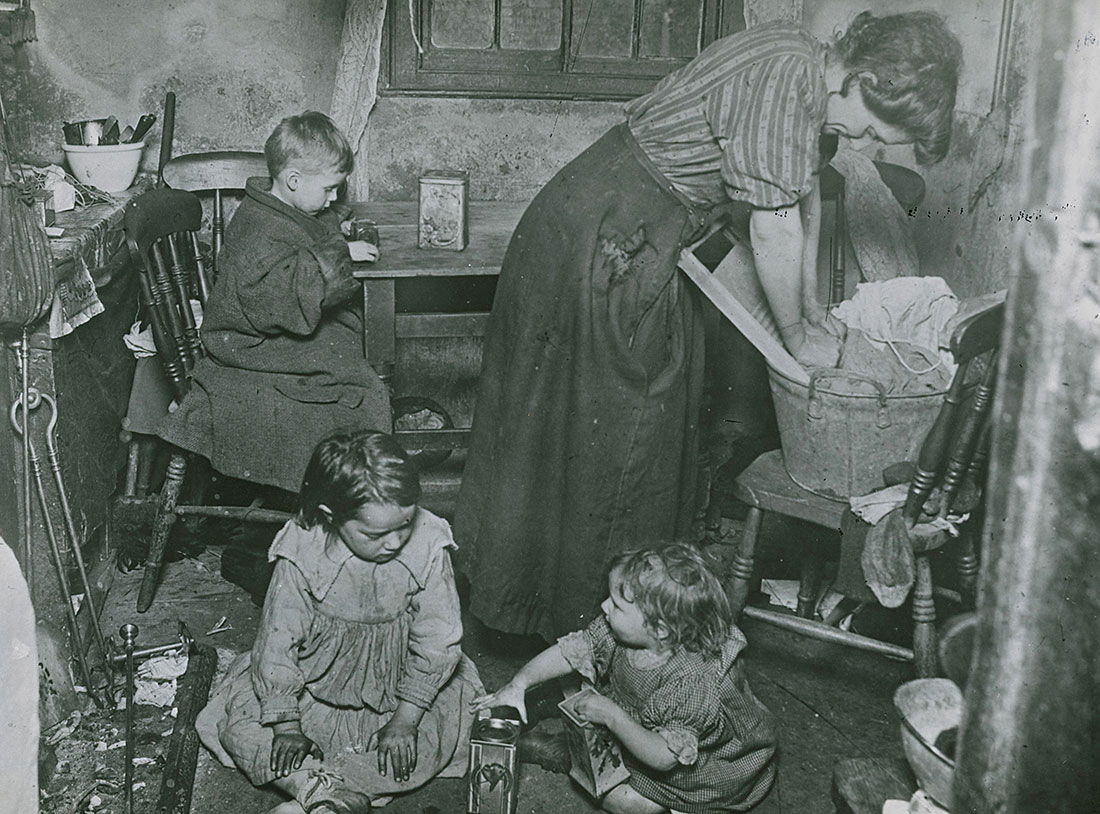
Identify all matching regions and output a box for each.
[471,643,573,723]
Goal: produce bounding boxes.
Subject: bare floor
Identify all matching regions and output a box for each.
[84,520,910,814]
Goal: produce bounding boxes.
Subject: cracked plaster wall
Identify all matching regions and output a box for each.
[2,0,1037,299]
[1,0,346,171]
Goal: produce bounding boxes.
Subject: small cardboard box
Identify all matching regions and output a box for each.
[558,685,631,799]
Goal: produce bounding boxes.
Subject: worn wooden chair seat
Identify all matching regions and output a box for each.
[724,299,1005,676]
[734,451,848,530]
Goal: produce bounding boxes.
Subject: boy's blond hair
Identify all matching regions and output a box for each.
[264,111,353,178]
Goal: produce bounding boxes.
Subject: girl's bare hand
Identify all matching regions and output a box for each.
[270,730,323,777]
[470,680,529,723]
[368,717,419,782]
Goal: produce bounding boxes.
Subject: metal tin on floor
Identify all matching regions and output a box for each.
[468,714,519,814]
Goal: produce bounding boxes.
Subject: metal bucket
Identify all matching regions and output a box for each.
[767,366,946,500]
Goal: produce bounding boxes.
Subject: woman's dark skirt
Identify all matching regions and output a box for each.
[454,123,710,640]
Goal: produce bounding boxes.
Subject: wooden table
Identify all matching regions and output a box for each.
[350,200,523,375]
[349,200,525,449]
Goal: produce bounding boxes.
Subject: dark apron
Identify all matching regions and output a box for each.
[455,123,710,639]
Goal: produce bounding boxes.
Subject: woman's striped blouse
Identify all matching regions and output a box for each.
[626,22,828,211]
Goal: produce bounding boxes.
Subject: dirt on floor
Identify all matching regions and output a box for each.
[40,517,914,814]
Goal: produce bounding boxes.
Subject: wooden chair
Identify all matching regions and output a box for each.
[123,188,293,613]
[161,150,267,283]
[723,299,1004,677]
[819,161,926,305]
[124,188,208,395]
[120,151,268,497]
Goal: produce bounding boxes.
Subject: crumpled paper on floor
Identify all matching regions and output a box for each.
[115,653,189,707]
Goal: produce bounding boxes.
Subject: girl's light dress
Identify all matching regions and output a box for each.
[197,509,484,796]
[559,617,776,813]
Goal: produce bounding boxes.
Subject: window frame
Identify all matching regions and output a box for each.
[382,0,745,100]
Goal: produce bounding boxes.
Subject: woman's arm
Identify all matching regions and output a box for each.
[799,178,825,324]
[750,204,805,342]
[751,201,841,367]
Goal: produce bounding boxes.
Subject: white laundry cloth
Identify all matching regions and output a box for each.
[833,276,959,380]
[123,299,203,359]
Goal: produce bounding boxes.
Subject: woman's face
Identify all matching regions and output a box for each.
[333,502,417,563]
[823,83,912,147]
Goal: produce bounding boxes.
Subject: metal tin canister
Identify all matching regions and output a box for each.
[418,170,469,251]
[467,715,519,814]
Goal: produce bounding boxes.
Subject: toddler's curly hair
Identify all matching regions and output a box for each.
[610,544,732,657]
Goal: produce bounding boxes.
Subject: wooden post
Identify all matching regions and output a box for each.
[954,1,1100,809]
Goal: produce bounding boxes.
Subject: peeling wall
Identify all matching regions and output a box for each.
[2,0,1037,297]
[366,97,623,201]
[1,0,346,170]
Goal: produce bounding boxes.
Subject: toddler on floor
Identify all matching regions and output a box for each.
[475,544,776,813]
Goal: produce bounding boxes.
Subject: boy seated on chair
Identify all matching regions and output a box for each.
[159,111,390,530]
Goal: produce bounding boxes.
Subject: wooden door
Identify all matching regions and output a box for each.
[954,0,1100,809]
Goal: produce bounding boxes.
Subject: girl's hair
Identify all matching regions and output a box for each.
[297,429,421,529]
[834,11,962,165]
[610,544,732,657]
[264,111,354,177]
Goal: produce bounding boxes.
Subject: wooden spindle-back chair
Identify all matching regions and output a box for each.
[124,188,208,397]
[161,150,267,284]
[723,298,1004,677]
[123,187,293,613]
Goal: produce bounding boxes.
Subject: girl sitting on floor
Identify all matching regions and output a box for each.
[197,429,483,814]
[475,544,777,813]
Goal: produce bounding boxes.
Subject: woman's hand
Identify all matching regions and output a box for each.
[802,297,829,329]
[571,692,623,729]
[471,680,529,723]
[270,722,323,777]
[803,299,849,339]
[783,319,843,369]
[369,713,420,782]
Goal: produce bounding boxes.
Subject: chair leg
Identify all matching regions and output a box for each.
[797,549,823,619]
[123,433,140,496]
[135,435,160,496]
[726,507,762,616]
[912,555,938,677]
[956,533,980,608]
[137,451,187,613]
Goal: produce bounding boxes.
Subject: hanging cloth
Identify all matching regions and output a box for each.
[829,145,920,283]
[0,94,53,329]
[330,0,388,201]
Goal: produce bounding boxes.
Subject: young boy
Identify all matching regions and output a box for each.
[160,112,390,546]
